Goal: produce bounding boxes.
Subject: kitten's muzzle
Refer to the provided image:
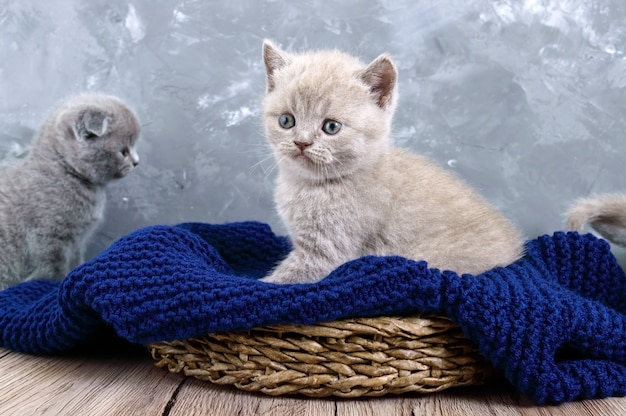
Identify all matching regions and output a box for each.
[130,148,140,166]
[294,141,312,152]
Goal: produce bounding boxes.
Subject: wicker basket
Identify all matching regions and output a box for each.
[148,315,495,398]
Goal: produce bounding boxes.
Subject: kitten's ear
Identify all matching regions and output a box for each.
[359,54,397,109]
[73,109,109,142]
[263,39,290,92]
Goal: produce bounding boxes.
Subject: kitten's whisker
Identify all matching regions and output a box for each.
[247,153,277,175]
[263,155,284,181]
[264,164,279,182]
[233,143,271,152]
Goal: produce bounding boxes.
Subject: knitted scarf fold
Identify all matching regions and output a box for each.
[1,221,625,404]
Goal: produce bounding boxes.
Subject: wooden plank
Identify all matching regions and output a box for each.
[337,396,414,416]
[0,347,181,416]
[167,379,336,416]
[166,380,626,416]
[579,397,626,416]
[2,347,626,416]
[403,386,626,416]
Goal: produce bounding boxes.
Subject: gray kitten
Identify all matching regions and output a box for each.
[0,94,140,289]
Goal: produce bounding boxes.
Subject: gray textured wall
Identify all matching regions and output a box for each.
[1,0,625,261]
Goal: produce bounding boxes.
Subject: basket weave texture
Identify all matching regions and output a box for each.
[148,315,495,398]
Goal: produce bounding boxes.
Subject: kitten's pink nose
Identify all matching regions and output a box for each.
[294,141,311,152]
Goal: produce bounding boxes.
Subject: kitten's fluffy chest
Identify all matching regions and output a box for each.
[273,149,454,256]
[275,165,386,215]
[91,190,106,222]
[275,150,412,219]
[23,162,107,232]
[275,160,391,254]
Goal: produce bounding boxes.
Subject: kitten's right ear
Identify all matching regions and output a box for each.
[73,109,109,142]
[263,39,290,93]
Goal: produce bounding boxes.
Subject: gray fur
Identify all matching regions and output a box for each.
[0,94,140,289]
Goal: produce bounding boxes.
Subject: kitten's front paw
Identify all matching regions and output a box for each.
[260,264,321,284]
[259,272,288,284]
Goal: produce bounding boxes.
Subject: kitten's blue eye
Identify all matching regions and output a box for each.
[322,119,342,135]
[279,114,295,129]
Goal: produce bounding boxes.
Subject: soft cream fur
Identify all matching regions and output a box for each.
[566,193,626,247]
[260,40,524,284]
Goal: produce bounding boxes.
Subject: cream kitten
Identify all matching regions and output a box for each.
[566,193,626,246]
[260,40,524,284]
[0,94,141,289]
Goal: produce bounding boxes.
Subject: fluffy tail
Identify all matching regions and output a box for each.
[566,193,626,247]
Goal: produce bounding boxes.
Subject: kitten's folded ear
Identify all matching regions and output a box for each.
[73,109,109,141]
[263,39,290,93]
[359,54,398,110]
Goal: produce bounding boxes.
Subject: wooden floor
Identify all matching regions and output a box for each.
[1,346,626,416]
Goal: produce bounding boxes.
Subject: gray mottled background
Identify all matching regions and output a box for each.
[1,0,625,261]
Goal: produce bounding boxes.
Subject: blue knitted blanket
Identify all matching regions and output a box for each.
[1,221,626,404]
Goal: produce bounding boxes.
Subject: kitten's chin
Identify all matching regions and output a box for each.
[114,166,134,179]
[281,158,345,181]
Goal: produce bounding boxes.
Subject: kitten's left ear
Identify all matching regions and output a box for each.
[263,39,290,92]
[74,109,109,142]
[359,54,397,110]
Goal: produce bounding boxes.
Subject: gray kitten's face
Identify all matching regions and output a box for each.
[262,41,397,181]
[52,95,141,185]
